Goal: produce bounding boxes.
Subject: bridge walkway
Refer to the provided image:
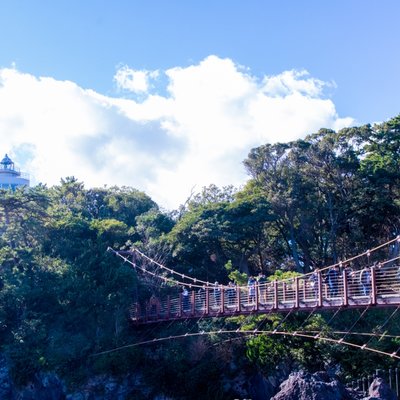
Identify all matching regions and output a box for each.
[131,263,400,324]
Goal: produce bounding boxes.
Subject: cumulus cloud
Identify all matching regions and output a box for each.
[262,69,332,97]
[113,65,159,94]
[0,56,354,209]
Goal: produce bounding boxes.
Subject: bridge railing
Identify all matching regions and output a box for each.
[131,262,400,323]
[348,368,400,398]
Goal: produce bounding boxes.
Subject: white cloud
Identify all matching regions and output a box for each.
[262,69,331,97]
[113,65,159,94]
[0,56,354,210]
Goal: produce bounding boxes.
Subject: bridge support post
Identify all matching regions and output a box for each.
[283,282,286,303]
[220,285,224,314]
[274,280,278,309]
[255,283,259,312]
[371,266,377,305]
[317,271,323,307]
[205,287,209,315]
[343,270,348,307]
[295,277,299,308]
[237,285,241,312]
[178,293,182,318]
[191,290,195,316]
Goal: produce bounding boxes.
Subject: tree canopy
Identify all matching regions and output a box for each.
[1,115,400,396]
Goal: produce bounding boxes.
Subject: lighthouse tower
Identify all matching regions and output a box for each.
[0,154,30,190]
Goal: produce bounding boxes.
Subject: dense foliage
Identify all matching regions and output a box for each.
[0,115,399,396]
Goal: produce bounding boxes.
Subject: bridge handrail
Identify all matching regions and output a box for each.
[132,256,400,324]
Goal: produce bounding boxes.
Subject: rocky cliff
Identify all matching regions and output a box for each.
[271,371,397,400]
[1,353,397,400]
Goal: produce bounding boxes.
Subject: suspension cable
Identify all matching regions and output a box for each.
[90,328,400,360]
[109,235,400,289]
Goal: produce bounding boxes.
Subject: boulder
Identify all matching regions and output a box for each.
[363,377,397,400]
[271,371,360,400]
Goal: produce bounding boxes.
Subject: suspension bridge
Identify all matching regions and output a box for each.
[109,236,400,325]
[104,236,400,363]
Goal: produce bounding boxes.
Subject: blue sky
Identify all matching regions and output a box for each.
[0,1,399,209]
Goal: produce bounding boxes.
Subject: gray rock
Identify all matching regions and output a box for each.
[363,377,397,400]
[271,371,359,400]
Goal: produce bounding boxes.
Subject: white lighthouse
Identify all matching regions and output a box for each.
[0,154,30,190]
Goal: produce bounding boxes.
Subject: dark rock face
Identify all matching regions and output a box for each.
[65,374,152,400]
[271,371,360,400]
[248,372,276,400]
[0,355,13,399]
[0,359,161,400]
[364,377,397,400]
[271,371,399,400]
[2,356,397,400]
[16,373,66,400]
